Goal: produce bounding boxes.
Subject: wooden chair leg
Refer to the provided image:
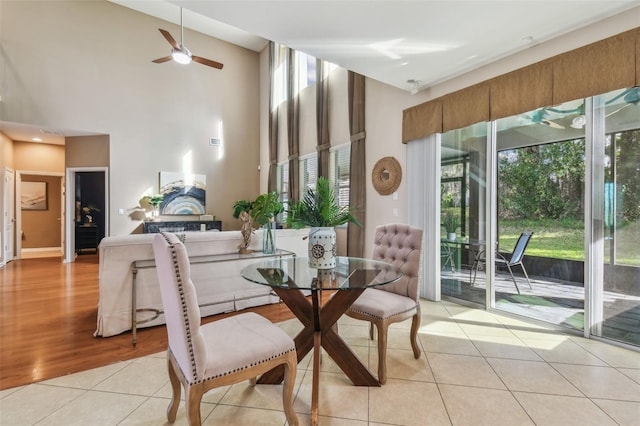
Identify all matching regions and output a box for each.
[166,358,181,423]
[376,323,388,385]
[410,313,421,359]
[282,354,299,426]
[185,387,204,426]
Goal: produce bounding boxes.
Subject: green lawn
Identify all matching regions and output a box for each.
[499,218,639,266]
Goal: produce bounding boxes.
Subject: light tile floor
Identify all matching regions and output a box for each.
[1,300,639,425]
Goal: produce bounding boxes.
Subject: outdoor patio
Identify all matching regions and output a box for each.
[441,267,640,347]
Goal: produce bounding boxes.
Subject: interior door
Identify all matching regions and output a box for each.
[3,169,15,263]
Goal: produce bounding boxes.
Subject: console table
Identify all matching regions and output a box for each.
[76,224,98,254]
[142,220,222,233]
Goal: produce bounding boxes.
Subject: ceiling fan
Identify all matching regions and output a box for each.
[524,108,565,129]
[152,8,223,70]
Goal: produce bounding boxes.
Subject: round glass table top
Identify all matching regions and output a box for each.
[240,256,403,291]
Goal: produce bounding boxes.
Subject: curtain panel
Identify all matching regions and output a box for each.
[267,42,278,192]
[286,48,300,202]
[316,58,331,179]
[347,71,366,258]
[402,27,640,143]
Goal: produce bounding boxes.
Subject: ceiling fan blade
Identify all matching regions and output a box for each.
[545,120,565,130]
[158,29,180,50]
[152,56,173,64]
[192,55,224,70]
[606,103,630,118]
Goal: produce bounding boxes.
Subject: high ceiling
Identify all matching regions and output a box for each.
[3,0,639,144]
[116,0,639,91]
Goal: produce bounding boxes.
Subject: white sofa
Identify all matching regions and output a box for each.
[94,228,308,338]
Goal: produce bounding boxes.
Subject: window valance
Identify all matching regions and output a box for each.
[403,27,640,143]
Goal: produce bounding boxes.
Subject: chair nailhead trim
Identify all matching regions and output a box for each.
[161,232,199,382]
[349,303,418,321]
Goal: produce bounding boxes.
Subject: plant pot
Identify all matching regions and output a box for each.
[263,221,276,254]
[308,227,336,269]
[447,232,456,241]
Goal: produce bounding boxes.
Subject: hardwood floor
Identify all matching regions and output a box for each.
[0,254,296,390]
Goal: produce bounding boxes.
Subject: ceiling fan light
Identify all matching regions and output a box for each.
[171,49,191,65]
[571,115,586,129]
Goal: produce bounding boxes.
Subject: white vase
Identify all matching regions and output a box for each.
[308,227,336,269]
[447,232,456,241]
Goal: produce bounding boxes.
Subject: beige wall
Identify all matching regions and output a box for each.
[66,135,110,168]
[13,142,65,173]
[0,132,15,264]
[1,0,261,235]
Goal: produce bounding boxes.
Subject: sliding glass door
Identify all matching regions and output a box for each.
[589,88,640,346]
[439,123,488,305]
[422,88,639,348]
[493,100,586,330]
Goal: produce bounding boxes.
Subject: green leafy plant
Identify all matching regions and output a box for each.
[286,177,361,228]
[441,212,460,233]
[250,192,283,226]
[232,199,253,219]
[142,194,164,208]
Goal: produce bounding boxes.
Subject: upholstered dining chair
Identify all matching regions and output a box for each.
[152,232,298,426]
[345,223,423,384]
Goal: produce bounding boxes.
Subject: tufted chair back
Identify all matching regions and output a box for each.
[371,224,423,301]
[152,232,207,384]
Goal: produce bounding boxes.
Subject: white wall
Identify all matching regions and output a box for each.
[1,0,262,235]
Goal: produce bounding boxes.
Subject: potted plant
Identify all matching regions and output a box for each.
[233,199,254,253]
[287,176,360,269]
[442,212,460,241]
[142,194,164,220]
[250,192,283,254]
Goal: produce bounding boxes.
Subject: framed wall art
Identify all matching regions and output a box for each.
[21,181,47,210]
[159,171,206,215]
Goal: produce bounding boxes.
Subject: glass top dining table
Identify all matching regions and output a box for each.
[241,256,403,426]
[240,255,403,291]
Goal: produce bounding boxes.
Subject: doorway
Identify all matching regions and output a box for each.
[15,171,65,260]
[64,167,108,262]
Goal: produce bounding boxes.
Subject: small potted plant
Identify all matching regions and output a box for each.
[442,212,460,241]
[142,194,164,220]
[286,177,360,268]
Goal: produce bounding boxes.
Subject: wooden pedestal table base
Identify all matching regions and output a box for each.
[257,286,380,425]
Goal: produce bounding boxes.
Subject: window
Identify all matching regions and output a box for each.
[300,153,318,199]
[278,145,351,223]
[295,52,316,94]
[329,144,351,208]
[271,44,287,110]
[276,162,289,222]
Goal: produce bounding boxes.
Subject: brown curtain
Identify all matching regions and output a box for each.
[316,58,331,179]
[267,42,278,192]
[347,71,366,257]
[286,48,300,202]
[490,60,553,120]
[402,26,640,142]
[552,30,636,105]
[442,82,490,132]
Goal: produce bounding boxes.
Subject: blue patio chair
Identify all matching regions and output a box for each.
[471,231,534,294]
